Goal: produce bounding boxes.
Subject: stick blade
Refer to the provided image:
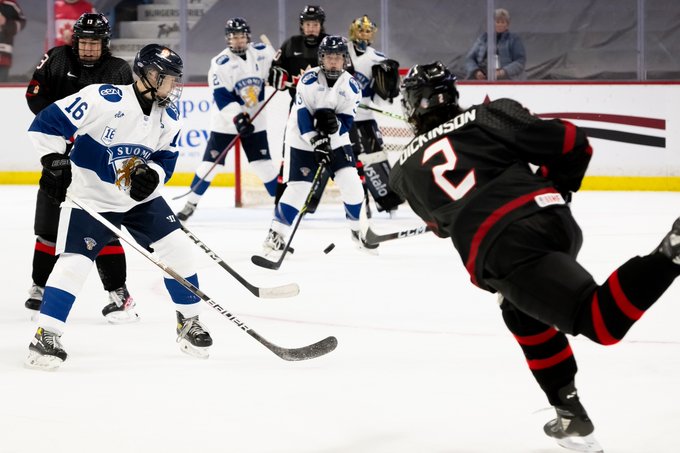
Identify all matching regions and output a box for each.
[251,254,281,270]
[364,228,381,246]
[258,283,300,298]
[276,336,338,361]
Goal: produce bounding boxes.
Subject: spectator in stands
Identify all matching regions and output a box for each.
[465,8,526,80]
[0,0,26,82]
[54,0,95,47]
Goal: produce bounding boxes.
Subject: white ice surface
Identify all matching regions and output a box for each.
[1,185,679,453]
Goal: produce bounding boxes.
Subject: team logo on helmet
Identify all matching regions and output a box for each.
[84,237,97,251]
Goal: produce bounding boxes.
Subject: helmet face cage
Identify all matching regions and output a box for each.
[401,61,459,131]
[72,13,111,66]
[225,17,251,55]
[134,45,184,108]
[318,36,350,80]
[349,15,377,51]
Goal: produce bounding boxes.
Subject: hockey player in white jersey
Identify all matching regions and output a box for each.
[346,15,404,215]
[177,17,283,221]
[25,44,213,370]
[262,35,378,254]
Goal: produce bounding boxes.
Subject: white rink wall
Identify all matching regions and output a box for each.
[2,82,679,178]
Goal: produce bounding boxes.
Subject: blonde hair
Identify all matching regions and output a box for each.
[494,8,510,22]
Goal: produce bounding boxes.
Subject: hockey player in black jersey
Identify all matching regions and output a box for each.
[391,61,680,453]
[268,5,328,211]
[24,13,138,323]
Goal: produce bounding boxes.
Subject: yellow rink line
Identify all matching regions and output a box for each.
[2,172,680,191]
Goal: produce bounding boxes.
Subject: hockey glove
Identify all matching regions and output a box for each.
[39,153,72,202]
[233,112,255,136]
[313,108,339,135]
[268,66,289,91]
[129,163,160,202]
[310,134,333,166]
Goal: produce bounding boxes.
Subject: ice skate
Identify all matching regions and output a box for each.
[102,285,140,324]
[544,384,603,453]
[25,327,67,371]
[656,217,680,264]
[25,283,43,320]
[176,311,212,359]
[351,229,379,255]
[177,201,197,221]
[262,228,287,257]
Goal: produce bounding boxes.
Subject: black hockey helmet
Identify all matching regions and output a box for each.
[72,13,111,66]
[401,61,460,134]
[299,5,325,45]
[133,44,184,107]
[318,35,350,81]
[225,17,251,55]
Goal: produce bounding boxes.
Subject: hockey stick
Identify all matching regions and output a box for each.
[172,88,280,200]
[66,195,337,361]
[251,163,326,270]
[364,224,432,245]
[359,103,408,122]
[180,225,299,298]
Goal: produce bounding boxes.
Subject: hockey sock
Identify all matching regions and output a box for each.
[575,254,680,345]
[95,240,127,291]
[32,238,58,287]
[502,302,577,406]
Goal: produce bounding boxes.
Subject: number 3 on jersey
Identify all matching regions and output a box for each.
[422,137,476,201]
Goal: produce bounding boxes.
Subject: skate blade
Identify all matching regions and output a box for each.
[556,434,604,453]
[24,350,63,371]
[104,310,141,325]
[178,339,210,359]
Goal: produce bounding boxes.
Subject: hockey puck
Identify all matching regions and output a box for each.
[323,243,336,254]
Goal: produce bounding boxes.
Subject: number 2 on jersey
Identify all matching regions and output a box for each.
[422,137,476,201]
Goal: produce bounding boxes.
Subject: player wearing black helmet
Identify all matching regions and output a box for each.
[391,61,680,452]
[267,5,329,209]
[24,12,136,324]
[25,44,215,369]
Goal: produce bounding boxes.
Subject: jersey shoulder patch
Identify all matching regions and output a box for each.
[98,84,124,103]
[253,42,267,50]
[165,104,180,121]
[301,71,318,85]
[348,77,361,94]
[216,54,230,65]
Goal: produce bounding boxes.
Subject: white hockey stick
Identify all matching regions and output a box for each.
[66,195,337,361]
[359,103,408,122]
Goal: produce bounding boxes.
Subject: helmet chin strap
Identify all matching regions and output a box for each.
[139,73,158,101]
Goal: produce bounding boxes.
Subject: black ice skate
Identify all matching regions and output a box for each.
[176,311,212,359]
[102,285,140,324]
[177,201,197,221]
[25,283,44,318]
[25,327,67,370]
[656,217,680,264]
[351,229,379,254]
[544,384,603,453]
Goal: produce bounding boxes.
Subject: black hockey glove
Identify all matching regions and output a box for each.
[39,153,72,202]
[268,66,289,91]
[313,108,339,135]
[310,134,333,166]
[233,112,255,136]
[129,163,160,202]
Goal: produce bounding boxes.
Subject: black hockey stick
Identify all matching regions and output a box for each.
[180,225,299,298]
[67,195,337,361]
[251,163,326,270]
[364,224,432,245]
[172,89,280,201]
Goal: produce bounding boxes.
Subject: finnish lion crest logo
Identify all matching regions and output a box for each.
[115,156,142,191]
[84,237,97,251]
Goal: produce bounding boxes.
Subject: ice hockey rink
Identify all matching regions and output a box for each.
[2,185,680,453]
